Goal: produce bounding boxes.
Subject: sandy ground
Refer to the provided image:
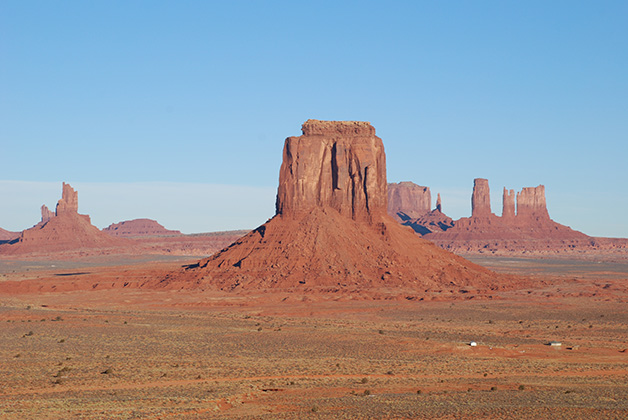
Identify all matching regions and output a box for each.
[1,255,627,419]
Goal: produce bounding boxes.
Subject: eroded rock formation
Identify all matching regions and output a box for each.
[426,179,593,254]
[41,205,54,224]
[471,178,492,217]
[276,120,387,222]
[103,219,182,237]
[0,228,19,242]
[387,182,453,235]
[155,120,500,292]
[388,182,431,221]
[55,183,79,215]
[517,185,549,219]
[0,183,126,255]
[502,188,515,219]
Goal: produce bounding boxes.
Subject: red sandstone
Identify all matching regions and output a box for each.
[156,120,501,291]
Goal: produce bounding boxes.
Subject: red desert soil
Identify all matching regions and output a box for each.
[158,120,507,293]
[1,256,628,419]
[1,122,627,418]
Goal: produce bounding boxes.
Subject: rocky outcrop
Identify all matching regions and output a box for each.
[103,219,182,237]
[276,120,387,223]
[0,183,126,255]
[0,228,19,242]
[388,182,431,221]
[502,188,515,219]
[471,178,492,217]
[517,185,549,219]
[41,205,54,224]
[155,120,501,292]
[387,185,453,235]
[426,179,593,254]
[55,182,79,215]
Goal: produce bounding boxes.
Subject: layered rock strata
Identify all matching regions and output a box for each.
[0,183,125,255]
[104,219,182,237]
[156,120,500,291]
[388,182,431,221]
[0,228,19,242]
[426,179,593,254]
[471,178,492,217]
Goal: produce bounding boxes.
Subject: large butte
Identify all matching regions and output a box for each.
[155,120,503,292]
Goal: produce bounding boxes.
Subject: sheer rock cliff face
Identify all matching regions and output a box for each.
[387,182,431,221]
[155,120,500,291]
[55,182,79,215]
[516,185,549,220]
[386,182,452,235]
[502,188,515,219]
[471,178,492,218]
[426,179,592,254]
[41,205,54,224]
[276,120,387,223]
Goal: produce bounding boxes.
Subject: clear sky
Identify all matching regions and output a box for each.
[1,1,627,236]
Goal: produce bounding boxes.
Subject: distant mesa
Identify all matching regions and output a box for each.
[0,182,126,256]
[0,227,20,242]
[387,182,453,235]
[155,120,500,291]
[388,182,431,220]
[103,219,182,238]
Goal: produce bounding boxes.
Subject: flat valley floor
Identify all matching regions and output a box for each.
[1,255,627,419]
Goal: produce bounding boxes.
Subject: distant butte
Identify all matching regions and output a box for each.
[0,183,127,256]
[0,227,19,242]
[154,120,502,292]
[387,181,453,235]
[103,219,182,238]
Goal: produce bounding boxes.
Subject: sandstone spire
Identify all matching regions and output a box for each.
[0,182,125,255]
[436,193,442,212]
[471,178,492,217]
[502,187,515,219]
[55,182,79,215]
[41,205,54,224]
[276,120,387,222]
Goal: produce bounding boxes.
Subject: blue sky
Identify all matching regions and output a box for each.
[1,1,627,236]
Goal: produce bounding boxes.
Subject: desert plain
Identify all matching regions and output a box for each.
[1,254,628,420]
[2,121,627,419]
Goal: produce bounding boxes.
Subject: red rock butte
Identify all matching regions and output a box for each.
[156,120,502,292]
[0,182,125,255]
[103,219,182,238]
[426,178,593,253]
[387,181,453,235]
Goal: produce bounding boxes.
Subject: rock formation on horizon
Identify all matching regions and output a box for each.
[0,227,20,242]
[156,120,500,292]
[502,188,515,219]
[0,183,126,255]
[386,182,453,235]
[103,219,182,237]
[388,182,431,221]
[471,178,492,218]
[426,178,594,254]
